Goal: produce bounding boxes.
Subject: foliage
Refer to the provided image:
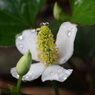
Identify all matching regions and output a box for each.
[0,0,46,46]
[54,0,95,25]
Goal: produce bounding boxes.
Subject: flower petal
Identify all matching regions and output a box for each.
[42,65,73,82]
[56,22,77,64]
[16,29,39,61]
[10,67,19,79]
[11,63,46,81]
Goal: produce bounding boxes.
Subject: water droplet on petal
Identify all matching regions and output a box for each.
[50,71,55,76]
[54,68,58,71]
[71,28,74,31]
[31,29,35,32]
[54,66,59,71]
[63,23,68,28]
[65,69,73,75]
[62,75,67,80]
[66,30,72,37]
[17,75,19,78]
[29,73,34,79]
[57,69,63,73]
[59,73,63,78]
[19,44,23,48]
[62,57,66,63]
[18,35,23,40]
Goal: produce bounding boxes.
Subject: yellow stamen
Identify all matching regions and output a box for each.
[36,23,59,66]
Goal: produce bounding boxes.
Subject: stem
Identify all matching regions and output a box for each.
[52,80,60,95]
[16,75,23,93]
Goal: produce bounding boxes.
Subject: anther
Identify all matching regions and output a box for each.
[40,22,46,27]
[40,22,49,27]
[36,28,40,33]
[45,22,49,26]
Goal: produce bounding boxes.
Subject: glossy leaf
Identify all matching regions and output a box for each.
[70,0,95,25]
[0,0,46,46]
[59,0,95,25]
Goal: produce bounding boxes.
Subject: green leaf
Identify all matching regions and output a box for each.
[0,0,46,46]
[58,0,95,25]
[8,84,22,95]
[70,0,95,25]
[59,12,70,21]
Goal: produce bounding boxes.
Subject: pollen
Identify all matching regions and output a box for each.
[36,23,59,66]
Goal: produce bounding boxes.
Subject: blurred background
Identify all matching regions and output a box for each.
[0,0,95,95]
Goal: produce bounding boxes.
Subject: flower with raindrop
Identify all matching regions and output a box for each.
[11,22,77,82]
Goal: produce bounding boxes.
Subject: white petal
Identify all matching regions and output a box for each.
[42,65,73,82]
[16,29,39,61]
[11,67,19,79]
[22,63,45,81]
[56,22,77,64]
[11,63,46,81]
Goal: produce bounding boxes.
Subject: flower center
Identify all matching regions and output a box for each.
[36,22,59,66]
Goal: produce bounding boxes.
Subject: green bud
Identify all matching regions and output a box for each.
[53,2,62,20]
[16,50,32,76]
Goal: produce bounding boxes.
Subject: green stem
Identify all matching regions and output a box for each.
[16,75,23,94]
[52,80,60,95]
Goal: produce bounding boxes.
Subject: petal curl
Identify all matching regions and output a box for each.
[16,29,39,61]
[11,63,46,81]
[56,22,77,64]
[42,65,73,82]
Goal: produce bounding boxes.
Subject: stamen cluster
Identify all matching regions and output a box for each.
[36,24,59,66]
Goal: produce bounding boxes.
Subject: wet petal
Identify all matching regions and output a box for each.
[10,67,19,79]
[56,22,77,64]
[42,65,73,82]
[11,63,46,81]
[16,29,39,61]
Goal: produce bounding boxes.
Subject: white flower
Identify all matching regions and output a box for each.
[11,22,77,82]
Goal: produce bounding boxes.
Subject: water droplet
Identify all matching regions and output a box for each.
[61,57,67,63]
[31,29,35,32]
[65,69,73,75]
[66,30,72,37]
[28,72,34,78]
[57,69,63,73]
[30,73,34,79]
[50,71,55,76]
[19,44,23,48]
[59,73,63,78]
[54,66,59,71]
[71,28,74,31]
[63,23,68,28]
[17,75,19,78]
[18,35,23,40]
[62,75,67,80]
[54,68,58,71]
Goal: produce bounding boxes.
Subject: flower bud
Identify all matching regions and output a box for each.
[53,2,62,20]
[16,50,32,76]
